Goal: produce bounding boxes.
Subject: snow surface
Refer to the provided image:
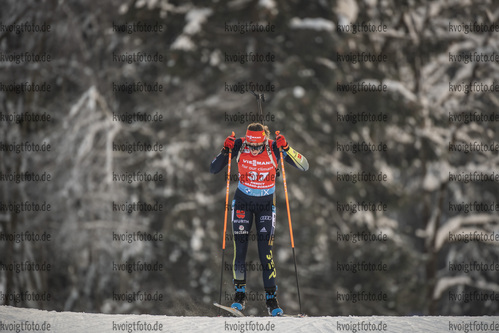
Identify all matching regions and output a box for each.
[1,305,499,333]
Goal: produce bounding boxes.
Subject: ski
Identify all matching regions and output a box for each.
[282,313,307,318]
[214,302,306,317]
[214,302,245,317]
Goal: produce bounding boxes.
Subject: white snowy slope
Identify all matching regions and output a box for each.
[1,306,499,333]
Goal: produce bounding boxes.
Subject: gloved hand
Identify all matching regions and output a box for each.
[276,133,289,150]
[223,132,235,150]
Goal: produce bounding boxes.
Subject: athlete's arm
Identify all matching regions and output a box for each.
[209,138,242,174]
[272,140,309,171]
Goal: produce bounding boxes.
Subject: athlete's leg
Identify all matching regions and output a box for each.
[255,200,276,289]
[232,198,252,282]
[255,200,283,315]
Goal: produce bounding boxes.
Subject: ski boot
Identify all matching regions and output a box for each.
[231,282,247,310]
[265,287,283,316]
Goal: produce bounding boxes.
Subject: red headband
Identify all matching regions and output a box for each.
[245,129,266,143]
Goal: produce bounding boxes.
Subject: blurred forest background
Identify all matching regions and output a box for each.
[1,0,499,317]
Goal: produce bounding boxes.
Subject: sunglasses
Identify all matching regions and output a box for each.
[248,144,264,151]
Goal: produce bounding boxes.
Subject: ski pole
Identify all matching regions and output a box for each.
[218,132,234,314]
[276,130,302,315]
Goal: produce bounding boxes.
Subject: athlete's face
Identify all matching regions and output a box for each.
[248,142,264,156]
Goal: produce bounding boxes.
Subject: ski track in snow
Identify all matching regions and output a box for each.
[1,306,499,333]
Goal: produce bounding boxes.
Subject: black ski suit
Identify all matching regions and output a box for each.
[210,138,308,290]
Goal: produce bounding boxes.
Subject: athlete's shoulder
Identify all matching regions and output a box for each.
[233,137,244,150]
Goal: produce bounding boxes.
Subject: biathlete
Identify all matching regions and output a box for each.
[210,122,309,316]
